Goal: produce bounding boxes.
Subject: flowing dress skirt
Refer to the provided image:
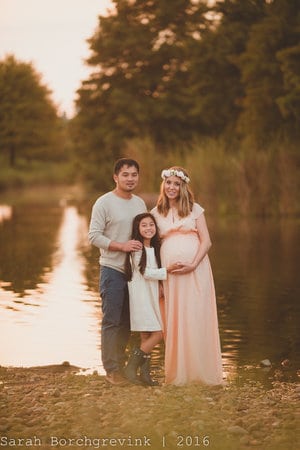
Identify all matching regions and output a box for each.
[160,231,223,385]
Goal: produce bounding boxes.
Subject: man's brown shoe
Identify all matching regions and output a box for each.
[105,371,128,386]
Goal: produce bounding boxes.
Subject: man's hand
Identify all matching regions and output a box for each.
[121,240,143,252]
[108,239,142,252]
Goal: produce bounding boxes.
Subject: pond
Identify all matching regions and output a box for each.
[0,191,299,384]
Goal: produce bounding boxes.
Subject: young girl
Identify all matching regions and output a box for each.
[124,212,176,386]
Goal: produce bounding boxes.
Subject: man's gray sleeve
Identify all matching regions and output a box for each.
[88,200,111,250]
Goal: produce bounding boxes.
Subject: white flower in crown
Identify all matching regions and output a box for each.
[161,169,190,183]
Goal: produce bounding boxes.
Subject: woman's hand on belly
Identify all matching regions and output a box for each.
[167,262,184,273]
[168,261,195,274]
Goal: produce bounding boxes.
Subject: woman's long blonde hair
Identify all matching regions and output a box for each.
[157,166,194,217]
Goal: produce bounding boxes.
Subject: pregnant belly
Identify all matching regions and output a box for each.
[161,232,200,265]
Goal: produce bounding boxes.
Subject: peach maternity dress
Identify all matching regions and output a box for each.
[152,203,223,385]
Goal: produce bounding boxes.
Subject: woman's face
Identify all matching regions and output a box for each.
[164,176,181,201]
[139,216,157,240]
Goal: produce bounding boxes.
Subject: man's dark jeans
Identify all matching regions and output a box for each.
[99,266,130,374]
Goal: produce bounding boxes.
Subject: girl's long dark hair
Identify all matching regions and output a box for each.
[125,213,162,281]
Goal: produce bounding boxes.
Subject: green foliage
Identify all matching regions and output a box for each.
[277,42,300,123]
[0,55,63,167]
[0,156,75,191]
[73,0,210,188]
[188,0,266,136]
[73,0,300,155]
[237,0,300,144]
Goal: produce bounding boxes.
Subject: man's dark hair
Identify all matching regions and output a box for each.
[114,158,140,175]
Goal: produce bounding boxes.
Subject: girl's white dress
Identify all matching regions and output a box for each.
[128,247,167,331]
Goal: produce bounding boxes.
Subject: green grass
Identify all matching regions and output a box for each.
[0,158,75,191]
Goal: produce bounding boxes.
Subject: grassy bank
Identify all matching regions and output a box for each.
[0,159,74,192]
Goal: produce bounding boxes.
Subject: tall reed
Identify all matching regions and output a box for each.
[123,136,299,216]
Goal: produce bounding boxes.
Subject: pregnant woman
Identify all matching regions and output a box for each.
[151,167,223,386]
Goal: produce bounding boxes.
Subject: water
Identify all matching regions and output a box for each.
[0,200,101,373]
[0,195,299,383]
[210,216,300,383]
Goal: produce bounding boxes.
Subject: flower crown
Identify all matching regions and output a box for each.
[161,169,190,183]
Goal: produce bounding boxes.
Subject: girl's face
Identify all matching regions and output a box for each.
[139,217,157,241]
[164,176,181,201]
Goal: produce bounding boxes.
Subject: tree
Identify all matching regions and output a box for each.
[187,0,266,138]
[277,43,300,126]
[237,0,300,145]
[0,55,60,166]
[73,0,300,190]
[73,0,210,188]
[83,0,210,143]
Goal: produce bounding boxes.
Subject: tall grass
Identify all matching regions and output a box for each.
[1,138,298,216]
[124,137,299,217]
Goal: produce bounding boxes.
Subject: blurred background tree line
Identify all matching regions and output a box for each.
[0,0,299,215]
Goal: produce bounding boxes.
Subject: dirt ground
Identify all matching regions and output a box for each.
[0,364,299,450]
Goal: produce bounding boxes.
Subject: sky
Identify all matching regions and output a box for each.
[0,0,113,117]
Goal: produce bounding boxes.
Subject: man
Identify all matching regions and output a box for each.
[88,158,147,386]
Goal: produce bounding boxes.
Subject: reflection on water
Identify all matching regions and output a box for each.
[0,203,102,373]
[0,199,299,384]
[0,205,12,223]
[210,216,300,383]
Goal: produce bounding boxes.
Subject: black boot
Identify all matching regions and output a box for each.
[139,353,159,386]
[123,348,144,384]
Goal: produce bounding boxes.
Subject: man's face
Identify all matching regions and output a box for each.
[113,164,139,192]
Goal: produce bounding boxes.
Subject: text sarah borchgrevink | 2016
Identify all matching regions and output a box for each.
[0,435,154,447]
